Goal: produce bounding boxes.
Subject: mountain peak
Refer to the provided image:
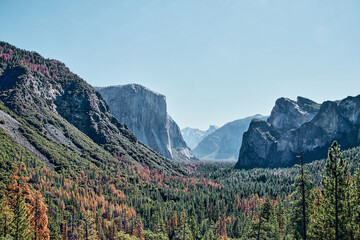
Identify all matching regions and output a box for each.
[236,94,360,169]
[0,41,185,174]
[268,96,320,131]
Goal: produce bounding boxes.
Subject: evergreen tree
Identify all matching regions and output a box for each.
[0,198,14,238]
[188,216,200,240]
[308,188,328,239]
[290,153,313,240]
[47,217,61,240]
[78,210,99,240]
[95,211,105,240]
[351,166,360,238]
[174,210,193,240]
[309,141,351,239]
[155,218,167,236]
[244,197,278,240]
[6,162,33,240]
[231,217,242,239]
[13,194,32,240]
[275,198,286,239]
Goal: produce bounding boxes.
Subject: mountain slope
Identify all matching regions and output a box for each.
[181,125,218,150]
[236,95,360,169]
[193,115,267,160]
[0,41,185,174]
[96,84,196,161]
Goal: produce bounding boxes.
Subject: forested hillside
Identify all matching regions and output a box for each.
[1,42,360,240]
[2,121,360,239]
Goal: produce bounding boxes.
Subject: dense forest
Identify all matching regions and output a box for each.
[1,131,360,239]
[1,42,360,240]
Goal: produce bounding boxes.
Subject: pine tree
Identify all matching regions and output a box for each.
[13,194,32,240]
[308,188,328,239]
[231,217,242,239]
[188,216,200,240]
[0,198,14,238]
[30,190,50,240]
[309,141,351,239]
[155,218,167,236]
[275,198,286,239]
[174,210,193,240]
[352,166,360,238]
[78,210,99,240]
[95,210,105,240]
[48,217,61,240]
[290,153,313,240]
[244,197,278,240]
[7,162,33,240]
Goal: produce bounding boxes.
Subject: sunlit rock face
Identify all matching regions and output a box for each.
[236,95,360,169]
[96,84,196,161]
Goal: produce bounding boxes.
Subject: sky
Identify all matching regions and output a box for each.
[1,0,360,130]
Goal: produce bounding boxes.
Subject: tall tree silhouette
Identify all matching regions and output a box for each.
[290,152,312,239]
[309,141,351,239]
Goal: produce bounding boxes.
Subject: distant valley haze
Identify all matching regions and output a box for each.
[2,2,360,239]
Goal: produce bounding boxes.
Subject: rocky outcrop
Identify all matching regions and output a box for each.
[0,41,185,174]
[181,125,218,150]
[96,84,196,161]
[268,97,320,131]
[193,115,268,160]
[236,95,360,169]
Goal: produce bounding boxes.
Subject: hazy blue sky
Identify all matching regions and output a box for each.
[1,0,360,129]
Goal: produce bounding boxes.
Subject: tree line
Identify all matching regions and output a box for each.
[1,139,360,239]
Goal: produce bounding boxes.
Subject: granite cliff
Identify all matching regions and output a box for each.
[0,41,185,174]
[236,96,360,169]
[96,84,196,161]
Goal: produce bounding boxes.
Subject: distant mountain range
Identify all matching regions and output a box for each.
[181,125,218,150]
[191,115,268,160]
[236,95,360,169]
[96,84,196,161]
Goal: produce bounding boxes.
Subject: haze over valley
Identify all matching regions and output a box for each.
[1,1,360,239]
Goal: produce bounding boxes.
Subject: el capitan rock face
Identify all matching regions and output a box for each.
[0,41,185,174]
[96,84,196,161]
[236,95,360,169]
